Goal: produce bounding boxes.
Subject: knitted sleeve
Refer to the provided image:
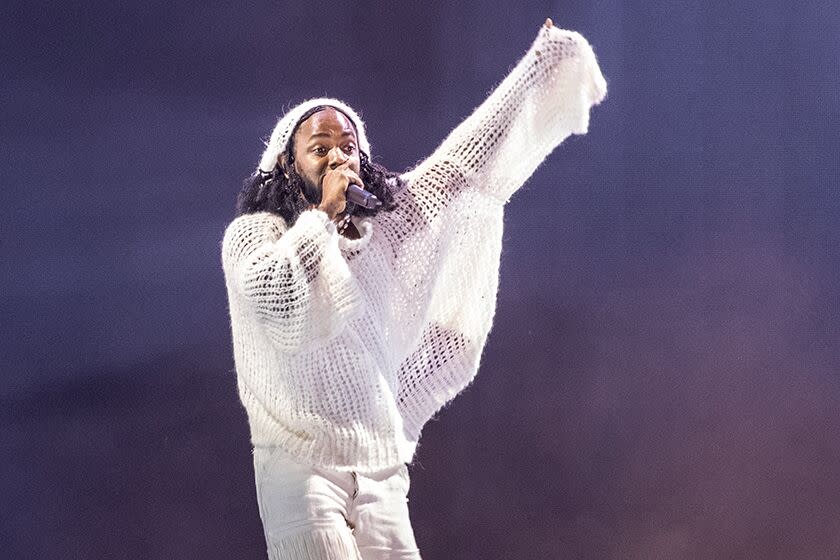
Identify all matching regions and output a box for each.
[420,25,607,203]
[379,26,606,345]
[221,210,363,353]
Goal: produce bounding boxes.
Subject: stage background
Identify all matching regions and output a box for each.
[2,1,839,558]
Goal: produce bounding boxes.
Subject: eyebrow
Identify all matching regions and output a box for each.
[307,131,356,142]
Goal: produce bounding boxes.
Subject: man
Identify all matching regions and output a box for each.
[221,18,607,560]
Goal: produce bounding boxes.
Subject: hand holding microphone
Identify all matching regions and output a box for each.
[318,163,381,219]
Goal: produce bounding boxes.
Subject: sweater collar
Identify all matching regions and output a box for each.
[338,215,373,253]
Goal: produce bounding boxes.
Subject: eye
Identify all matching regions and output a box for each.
[343,144,356,154]
[313,146,327,155]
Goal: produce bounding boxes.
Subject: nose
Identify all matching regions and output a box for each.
[328,146,348,169]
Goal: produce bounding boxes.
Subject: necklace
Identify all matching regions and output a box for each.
[336,213,352,235]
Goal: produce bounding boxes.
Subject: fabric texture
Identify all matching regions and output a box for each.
[221,25,608,473]
[253,446,420,560]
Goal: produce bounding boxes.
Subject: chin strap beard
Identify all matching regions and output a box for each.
[293,172,320,207]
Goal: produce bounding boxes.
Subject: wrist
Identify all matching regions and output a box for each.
[317,200,344,220]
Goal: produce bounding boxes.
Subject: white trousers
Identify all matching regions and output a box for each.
[253,446,422,560]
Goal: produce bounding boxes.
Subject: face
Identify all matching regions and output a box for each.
[280,107,361,205]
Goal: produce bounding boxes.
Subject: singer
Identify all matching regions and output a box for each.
[221,18,607,560]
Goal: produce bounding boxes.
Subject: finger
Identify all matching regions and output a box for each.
[545,17,553,28]
[344,169,365,190]
[330,160,352,171]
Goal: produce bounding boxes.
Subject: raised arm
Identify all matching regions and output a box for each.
[412,19,607,203]
[221,210,363,354]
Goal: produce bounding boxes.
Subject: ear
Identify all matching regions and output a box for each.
[277,153,290,179]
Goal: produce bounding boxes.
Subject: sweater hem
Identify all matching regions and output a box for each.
[251,427,418,473]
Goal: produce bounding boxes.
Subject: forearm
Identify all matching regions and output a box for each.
[222,210,363,353]
[425,24,607,202]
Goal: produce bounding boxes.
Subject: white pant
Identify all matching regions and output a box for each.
[253,446,422,560]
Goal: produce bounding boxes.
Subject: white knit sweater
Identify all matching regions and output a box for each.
[221,26,607,472]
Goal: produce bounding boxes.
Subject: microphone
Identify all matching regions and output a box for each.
[346,183,381,209]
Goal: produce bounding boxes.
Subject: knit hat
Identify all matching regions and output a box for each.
[257,97,371,173]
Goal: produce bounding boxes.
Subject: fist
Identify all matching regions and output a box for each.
[319,164,365,219]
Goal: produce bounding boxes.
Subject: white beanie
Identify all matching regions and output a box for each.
[257,97,371,173]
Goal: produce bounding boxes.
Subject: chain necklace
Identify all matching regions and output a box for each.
[336,213,352,235]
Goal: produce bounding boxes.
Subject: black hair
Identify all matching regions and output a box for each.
[235,105,402,225]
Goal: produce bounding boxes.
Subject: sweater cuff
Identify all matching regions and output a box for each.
[296,207,338,235]
[537,27,608,135]
[280,209,338,267]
